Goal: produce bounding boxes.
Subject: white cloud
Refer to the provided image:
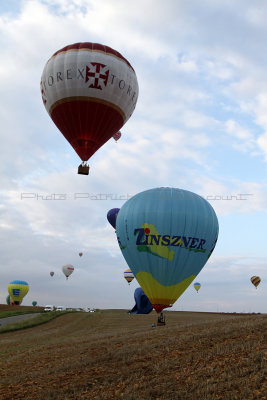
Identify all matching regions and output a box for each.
[225,119,253,140]
[256,132,267,161]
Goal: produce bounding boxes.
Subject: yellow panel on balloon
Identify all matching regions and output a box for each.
[136,271,196,305]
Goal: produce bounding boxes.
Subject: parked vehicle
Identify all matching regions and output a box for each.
[44,305,54,312]
[56,306,66,311]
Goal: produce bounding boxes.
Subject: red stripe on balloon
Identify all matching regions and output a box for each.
[50,42,135,72]
[152,304,172,313]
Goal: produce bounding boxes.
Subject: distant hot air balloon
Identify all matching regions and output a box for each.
[32,301,37,306]
[8,280,29,305]
[130,287,153,314]
[79,252,83,257]
[6,294,10,305]
[194,282,201,293]
[124,268,134,285]
[113,131,121,142]
[116,187,219,313]
[107,208,120,229]
[50,271,54,277]
[251,276,261,288]
[41,42,139,175]
[62,264,74,280]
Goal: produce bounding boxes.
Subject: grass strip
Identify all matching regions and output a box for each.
[0,309,43,319]
[0,311,69,333]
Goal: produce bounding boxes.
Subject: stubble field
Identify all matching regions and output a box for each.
[0,308,266,400]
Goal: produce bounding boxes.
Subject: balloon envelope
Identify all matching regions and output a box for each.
[116,187,219,313]
[124,268,134,284]
[6,294,10,305]
[62,264,74,279]
[251,276,261,288]
[130,287,153,314]
[32,301,37,306]
[8,280,29,304]
[113,131,121,141]
[79,252,83,257]
[41,43,138,162]
[107,208,120,229]
[193,282,201,292]
[50,271,54,277]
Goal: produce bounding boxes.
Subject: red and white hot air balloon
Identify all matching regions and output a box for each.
[113,131,121,142]
[62,264,74,280]
[41,42,139,174]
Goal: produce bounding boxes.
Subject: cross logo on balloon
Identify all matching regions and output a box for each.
[85,62,109,90]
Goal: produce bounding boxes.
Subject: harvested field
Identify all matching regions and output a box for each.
[0,309,266,400]
[0,304,44,314]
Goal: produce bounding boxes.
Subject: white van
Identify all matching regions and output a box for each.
[56,306,66,311]
[44,305,54,312]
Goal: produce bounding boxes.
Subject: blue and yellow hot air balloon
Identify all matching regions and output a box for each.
[194,282,201,293]
[8,280,29,305]
[116,187,219,313]
[124,268,134,285]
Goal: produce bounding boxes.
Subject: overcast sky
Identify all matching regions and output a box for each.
[0,0,266,313]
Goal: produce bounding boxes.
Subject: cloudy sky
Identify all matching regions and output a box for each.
[0,0,266,313]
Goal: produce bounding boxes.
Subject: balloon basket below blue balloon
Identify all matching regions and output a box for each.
[157,312,166,326]
[78,163,89,175]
